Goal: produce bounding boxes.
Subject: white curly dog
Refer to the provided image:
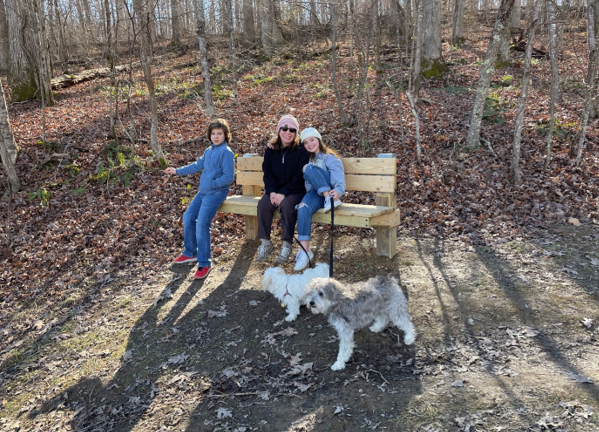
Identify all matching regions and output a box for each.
[306,276,416,370]
[262,263,329,322]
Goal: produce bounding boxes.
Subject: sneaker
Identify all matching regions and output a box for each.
[256,242,274,262]
[323,196,342,214]
[194,266,211,279]
[274,244,293,265]
[173,255,197,264]
[294,249,314,271]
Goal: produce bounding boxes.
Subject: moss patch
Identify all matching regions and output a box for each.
[421,58,449,80]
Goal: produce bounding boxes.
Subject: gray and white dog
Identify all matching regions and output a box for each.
[306,276,416,370]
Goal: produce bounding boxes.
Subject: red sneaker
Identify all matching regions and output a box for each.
[173,255,197,264]
[194,267,211,279]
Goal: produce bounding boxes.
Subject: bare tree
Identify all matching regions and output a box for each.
[6,0,53,104]
[466,0,516,148]
[171,0,182,47]
[0,80,20,193]
[242,0,255,41]
[451,0,466,47]
[227,0,239,104]
[194,0,215,118]
[132,0,168,167]
[421,0,445,76]
[331,0,347,125]
[545,0,560,165]
[510,0,541,183]
[572,0,599,164]
[0,0,8,72]
[409,0,424,102]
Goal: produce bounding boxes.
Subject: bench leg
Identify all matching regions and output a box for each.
[245,215,258,240]
[376,226,397,259]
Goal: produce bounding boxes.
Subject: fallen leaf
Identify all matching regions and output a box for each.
[568,218,581,226]
[216,407,232,419]
[581,318,593,329]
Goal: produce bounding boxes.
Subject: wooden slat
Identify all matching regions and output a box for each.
[236,171,264,186]
[341,158,396,175]
[236,172,396,193]
[237,157,263,171]
[236,157,397,175]
[345,174,396,193]
[237,156,397,175]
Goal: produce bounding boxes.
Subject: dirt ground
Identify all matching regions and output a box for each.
[1,222,599,432]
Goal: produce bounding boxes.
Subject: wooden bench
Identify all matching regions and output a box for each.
[218,154,401,258]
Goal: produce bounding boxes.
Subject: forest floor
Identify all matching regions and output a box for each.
[1,23,599,431]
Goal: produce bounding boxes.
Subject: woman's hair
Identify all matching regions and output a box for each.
[309,138,340,159]
[269,132,301,150]
[207,118,231,143]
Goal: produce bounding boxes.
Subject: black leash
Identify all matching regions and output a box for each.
[277,205,313,269]
[329,199,334,278]
[277,196,336,277]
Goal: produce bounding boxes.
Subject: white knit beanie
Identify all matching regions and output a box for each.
[300,127,322,142]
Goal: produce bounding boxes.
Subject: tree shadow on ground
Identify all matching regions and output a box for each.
[416,236,599,414]
[28,239,421,431]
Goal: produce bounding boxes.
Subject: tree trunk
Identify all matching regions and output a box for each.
[0,81,20,193]
[573,0,599,164]
[171,0,182,46]
[331,0,346,125]
[260,0,273,50]
[451,0,465,47]
[134,0,168,167]
[545,0,560,165]
[410,0,424,102]
[6,0,52,103]
[498,0,520,64]
[309,0,320,25]
[243,0,255,41]
[194,0,215,118]
[227,1,239,104]
[0,0,9,72]
[510,0,541,183]
[221,0,232,34]
[52,0,69,67]
[465,0,516,148]
[421,0,445,77]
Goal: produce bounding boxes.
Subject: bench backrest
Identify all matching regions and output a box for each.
[236,155,397,194]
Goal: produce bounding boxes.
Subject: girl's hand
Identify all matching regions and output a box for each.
[164,167,177,175]
[330,190,340,201]
[267,142,274,149]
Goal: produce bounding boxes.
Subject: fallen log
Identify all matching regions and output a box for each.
[51,63,139,90]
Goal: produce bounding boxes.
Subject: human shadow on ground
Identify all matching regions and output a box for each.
[30,240,420,431]
[28,242,254,431]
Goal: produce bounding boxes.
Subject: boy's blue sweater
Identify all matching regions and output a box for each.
[176,143,235,194]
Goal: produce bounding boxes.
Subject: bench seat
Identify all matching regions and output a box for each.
[219,196,400,228]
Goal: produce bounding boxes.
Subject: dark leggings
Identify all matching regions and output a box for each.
[257,193,304,243]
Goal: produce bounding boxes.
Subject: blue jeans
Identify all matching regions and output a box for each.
[297,165,331,241]
[182,189,229,268]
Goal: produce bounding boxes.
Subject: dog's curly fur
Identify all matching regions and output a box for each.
[262,263,329,322]
[306,276,415,370]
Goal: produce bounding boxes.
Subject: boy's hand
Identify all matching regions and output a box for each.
[164,167,177,175]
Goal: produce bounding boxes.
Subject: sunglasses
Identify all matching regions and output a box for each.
[280,126,297,133]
